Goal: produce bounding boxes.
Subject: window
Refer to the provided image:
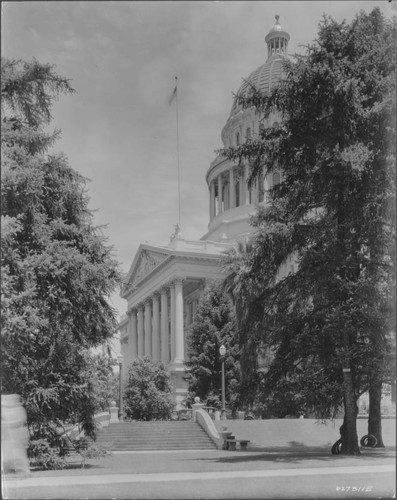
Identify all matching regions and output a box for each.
[273,171,281,186]
[235,181,240,207]
[258,170,265,203]
[246,127,251,140]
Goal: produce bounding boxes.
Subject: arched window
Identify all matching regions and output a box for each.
[236,132,240,146]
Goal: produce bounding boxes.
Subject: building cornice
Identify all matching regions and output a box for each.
[121,240,233,300]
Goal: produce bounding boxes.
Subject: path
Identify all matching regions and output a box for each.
[2,447,395,499]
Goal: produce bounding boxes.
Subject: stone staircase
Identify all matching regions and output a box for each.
[96,421,217,451]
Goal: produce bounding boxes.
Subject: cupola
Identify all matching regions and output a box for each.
[265,14,290,59]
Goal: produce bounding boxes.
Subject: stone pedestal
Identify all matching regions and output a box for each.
[192,403,205,421]
[109,402,119,423]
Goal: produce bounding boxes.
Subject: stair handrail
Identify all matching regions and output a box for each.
[195,408,223,449]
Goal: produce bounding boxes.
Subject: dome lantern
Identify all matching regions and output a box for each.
[265,15,290,60]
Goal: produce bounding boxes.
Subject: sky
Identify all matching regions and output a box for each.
[2,0,395,330]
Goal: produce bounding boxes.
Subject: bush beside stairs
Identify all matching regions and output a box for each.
[96,421,217,451]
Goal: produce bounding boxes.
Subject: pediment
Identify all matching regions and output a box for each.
[124,246,170,292]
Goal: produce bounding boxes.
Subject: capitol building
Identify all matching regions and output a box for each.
[118,16,295,407]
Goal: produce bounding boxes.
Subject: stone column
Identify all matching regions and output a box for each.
[160,287,170,364]
[144,299,152,357]
[174,278,185,363]
[152,293,160,361]
[137,304,144,357]
[210,180,216,220]
[128,308,138,361]
[170,284,176,361]
[244,162,250,205]
[217,174,223,215]
[252,178,257,204]
[239,169,244,206]
[120,337,128,372]
[229,168,235,209]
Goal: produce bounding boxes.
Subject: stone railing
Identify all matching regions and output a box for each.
[194,408,223,449]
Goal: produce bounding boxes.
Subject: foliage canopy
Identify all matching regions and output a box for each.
[1,58,121,442]
[220,8,396,453]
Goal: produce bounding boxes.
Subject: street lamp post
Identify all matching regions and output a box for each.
[117,355,123,420]
[219,345,226,420]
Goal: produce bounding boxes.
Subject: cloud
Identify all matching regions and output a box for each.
[3,0,394,322]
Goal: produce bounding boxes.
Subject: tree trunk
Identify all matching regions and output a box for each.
[368,381,385,447]
[336,180,359,455]
[340,368,360,455]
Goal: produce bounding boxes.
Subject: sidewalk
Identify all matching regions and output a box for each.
[3,446,396,499]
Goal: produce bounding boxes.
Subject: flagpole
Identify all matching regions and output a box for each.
[174,76,181,229]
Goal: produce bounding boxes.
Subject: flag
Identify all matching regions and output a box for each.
[168,85,177,105]
[168,81,177,105]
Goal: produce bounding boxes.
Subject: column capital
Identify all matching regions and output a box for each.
[152,291,161,301]
[172,277,185,286]
[167,278,185,289]
[144,297,152,306]
[127,307,137,316]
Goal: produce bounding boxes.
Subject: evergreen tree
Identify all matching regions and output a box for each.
[123,357,175,421]
[220,9,396,454]
[1,58,121,442]
[185,282,240,411]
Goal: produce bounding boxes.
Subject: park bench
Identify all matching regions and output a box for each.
[226,438,250,451]
[220,431,234,450]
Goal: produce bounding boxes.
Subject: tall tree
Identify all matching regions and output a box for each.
[220,9,396,454]
[185,281,240,411]
[1,58,121,442]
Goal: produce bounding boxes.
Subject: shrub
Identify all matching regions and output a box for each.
[28,439,66,470]
[123,357,175,421]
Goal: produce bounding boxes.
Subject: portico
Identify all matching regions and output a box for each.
[119,233,233,407]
